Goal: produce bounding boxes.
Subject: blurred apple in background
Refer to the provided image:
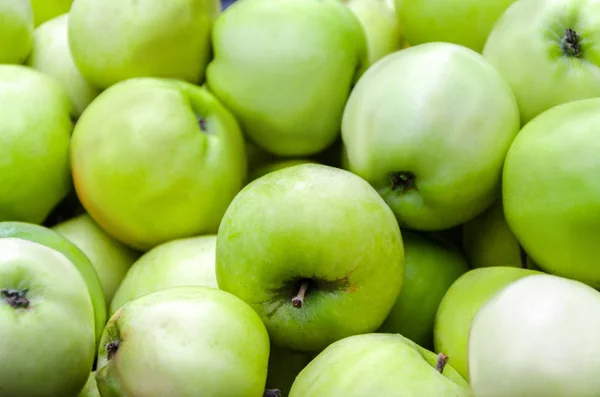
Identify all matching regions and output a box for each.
[0,0,33,64]
[78,372,100,397]
[30,0,72,26]
[266,344,314,396]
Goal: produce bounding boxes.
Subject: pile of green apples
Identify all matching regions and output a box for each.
[2,0,600,396]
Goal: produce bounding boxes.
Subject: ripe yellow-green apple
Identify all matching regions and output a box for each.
[289,333,472,396]
[52,214,140,308]
[68,0,220,90]
[266,344,314,396]
[483,0,600,124]
[78,372,100,397]
[378,231,469,349]
[96,286,271,397]
[469,274,600,397]
[26,14,99,116]
[395,0,517,52]
[216,164,405,353]
[0,237,96,397]
[433,266,540,380]
[0,0,33,64]
[110,235,218,315]
[71,77,247,251]
[30,0,72,26]
[205,0,368,156]
[247,159,318,184]
[342,42,520,231]
[0,65,73,224]
[503,98,600,288]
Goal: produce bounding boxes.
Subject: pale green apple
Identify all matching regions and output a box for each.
[433,266,539,380]
[266,344,314,396]
[71,77,247,251]
[68,0,220,90]
[52,213,140,308]
[247,159,318,184]
[216,164,405,353]
[0,65,73,224]
[342,42,520,230]
[503,98,600,288]
[206,0,368,157]
[378,231,469,349]
[26,14,99,116]
[483,0,600,124]
[96,286,271,397]
[30,0,72,26]
[78,372,100,397]
[0,237,96,397]
[469,274,600,396]
[0,0,33,64]
[289,333,472,396]
[110,235,218,315]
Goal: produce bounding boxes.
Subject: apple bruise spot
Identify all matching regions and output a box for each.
[561,28,583,58]
[106,341,120,361]
[1,288,30,309]
[291,280,310,309]
[435,353,449,374]
[197,115,209,133]
[263,389,282,397]
[389,171,416,194]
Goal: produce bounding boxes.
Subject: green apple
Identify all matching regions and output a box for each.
[266,344,314,396]
[0,0,33,64]
[395,0,517,52]
[342,42,520,230]
[217,163,405,353]
[483,0,600,124]
[433,266,539,380]
[0,237,96,397]
[469,274,600,396]
[110,235,218,315]
[245,138,277,171]
[96,286,271,397]
[503,98,600,288]
[52,213,140,308]
[71,77,247,251]
[30,0,72,27]
[26,14,100,116]
[67,0,220,90]
[205,0,368,157]
[78,372,100,397]
[0,65,73,224]
[248,159,318,184]
[289,333,472,396]
[378,231,469,349]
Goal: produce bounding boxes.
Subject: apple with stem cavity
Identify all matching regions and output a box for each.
[0,0,34,64]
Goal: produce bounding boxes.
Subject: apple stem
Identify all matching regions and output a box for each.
[106,341,120,360]
[1,288,30,309]
[435,353,449,373]
[263,389,282,397]
[561,28,582,58]
[197,115,208,132]
[389,171,416,193]
[292,281,309,309]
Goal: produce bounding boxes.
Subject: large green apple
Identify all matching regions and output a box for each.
[266,344,314,396]
[30,0,72,27]
[433,266,539,380]
[378,231,469,349]
[205,0,368,157]
[342,42,520,231]
[217,164,405,353]
[0,0,34,64]
[96,286,271,397]
[78,372,100,397]
[71,77,247,251]
[110,235,218,315]
[67,0,220,90]
[469,274,600,396]
[289,333,472,396]
[0,65,73,224]
[52,213,140,308]
[0,237,96,397]
[483,0,600,124]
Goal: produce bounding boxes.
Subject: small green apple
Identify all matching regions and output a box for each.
[342,42,520,230]
[71,77,247,251]
[266,344,314,396]
[206,0,368,156]
[216,164,405,353]
[78,372,100,397]
[469,274,600,396]
[247,159,318,184]
[0,65,73,224]
[0,0,33,64]
[483,0,600,124]
[378,231,469,349]
[0,237,96,397]
[110,235,218,315]
[67,0,220,90]
[30,0,72,26]
[96,286,271,397]
[289,333,472,396]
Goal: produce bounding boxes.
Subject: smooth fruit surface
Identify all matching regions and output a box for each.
[30,0,72,26]
[0,0,33,64]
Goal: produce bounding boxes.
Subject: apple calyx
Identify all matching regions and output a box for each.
[389,171,416,194]
[561,28,582,58]
[106,341,120,360]
[197,115,209,133]
[263,389,282,397]
[435,353,449,374]
[1,288,30,309]
[292,280,310,309]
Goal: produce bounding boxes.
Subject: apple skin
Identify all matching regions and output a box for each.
[0,237,96,397]
[265,344,315,396]
[78,372,100,397]
[216,163,405,353]
[96,286,271,397]
[0,0,33,64]
[110,235,218,316]
[205,0,368,157]
[378,231,469,350]
[52,213,140,309]
[289,333,472,396]
[30,0,72,27]
[433,266,540,380]
[342,42,520,231]
[483,0,600,124]
[469,274,600,397]
[0,65,73,224]
[67,0,220,90]
[247,159,318,184]
[503,98,600,288]
[71,77,247,251]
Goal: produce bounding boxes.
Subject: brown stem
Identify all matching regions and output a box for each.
[435,353,449,373]
[292,281,309,309]
[1,289,30,309]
